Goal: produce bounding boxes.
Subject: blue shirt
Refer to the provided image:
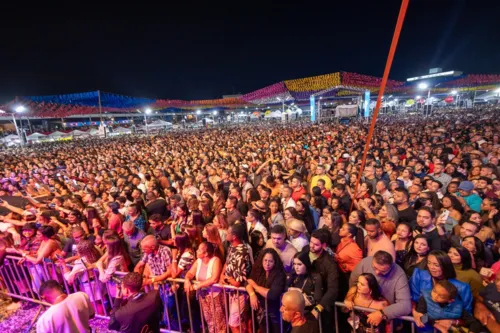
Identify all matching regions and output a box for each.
[410,268,472,314]
[458,193,482,212]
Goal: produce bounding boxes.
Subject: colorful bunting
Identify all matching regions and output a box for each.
[284,73,341,92]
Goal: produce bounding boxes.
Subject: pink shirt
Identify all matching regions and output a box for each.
[366,233,396,261]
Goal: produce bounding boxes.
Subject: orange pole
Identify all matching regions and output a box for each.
[351,0,410,211]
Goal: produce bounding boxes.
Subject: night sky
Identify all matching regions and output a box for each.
[1,0,499,103]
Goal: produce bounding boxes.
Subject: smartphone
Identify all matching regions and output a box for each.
[440,209,449,223]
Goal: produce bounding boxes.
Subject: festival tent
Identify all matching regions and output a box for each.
[70,130,90,137]
[47,131,70,139]
[26,132,48,141]
[112,127,132,134]
[264,111,282,118]
[88,129,100,136]
[1,134,21,146]
[146,120,173,129]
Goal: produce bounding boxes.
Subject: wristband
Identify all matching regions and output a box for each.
[249,292,256,297]
[151,277,156,283]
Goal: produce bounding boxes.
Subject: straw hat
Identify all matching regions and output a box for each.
[286,218,307,234]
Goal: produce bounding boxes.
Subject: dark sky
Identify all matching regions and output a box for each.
[1,0,499,103]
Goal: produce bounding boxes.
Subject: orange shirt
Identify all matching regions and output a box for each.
[335,238,363,273]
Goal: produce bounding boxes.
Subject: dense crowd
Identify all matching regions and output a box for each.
[0,108,499,333]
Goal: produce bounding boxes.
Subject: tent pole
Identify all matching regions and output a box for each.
[27,117,33,133]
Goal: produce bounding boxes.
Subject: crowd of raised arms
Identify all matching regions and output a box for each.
[0,107,500,333]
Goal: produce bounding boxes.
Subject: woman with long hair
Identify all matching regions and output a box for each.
[199,197,215,225]
[296,198,315,234]
[96,234,128,297]
[246,248,287,333]
[344,273,389,333]
[439,195,463,234]
[348,210,367,255]
[392,222,413,267]
[283,207,300,223]
[411,250,473,327]
[66,210,90,236]
[59,239,106,314]
[184,242,226,333]
[172,202,189,235]
[202,223,225,261]
[212,213,228,242]
[286,251,323,314]
[447,245,483,298]
[402,234,429,279]
[335,223,363,300]
[320,208,343,248]
[462,235,487,271]
[170,232,199,330]
[19,225,62,292]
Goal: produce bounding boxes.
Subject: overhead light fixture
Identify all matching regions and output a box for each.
[418,83,428,90]
[15,105,26,113]
[145,108,152,114]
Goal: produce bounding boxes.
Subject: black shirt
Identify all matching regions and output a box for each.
[108,290,162,333]
[397,206,417,229]
[153,225,171,241]
[290,315,319,333]
[419,227,442,251]
[146,199,168,218]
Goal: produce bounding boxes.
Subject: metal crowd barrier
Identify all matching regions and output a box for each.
[334,301,416,333]
[0,255,420,333]
[0,255,282,333]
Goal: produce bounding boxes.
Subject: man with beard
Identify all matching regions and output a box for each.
[304,229,339,329]
[365,218,396,260]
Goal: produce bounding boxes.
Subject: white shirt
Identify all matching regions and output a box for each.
[37,292,94,333]
[0,222,13,232]
[281,197,296,209]
[289,234,309,252]
[247,221,268,241]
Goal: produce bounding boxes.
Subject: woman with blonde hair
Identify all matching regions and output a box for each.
[361,202,398,239]
[59,239,106,314]
[202,223,225,261]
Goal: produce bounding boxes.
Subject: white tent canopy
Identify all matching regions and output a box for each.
[48,131,69,138]
[71,130,90,137]
[146,120,173,128]
[264,111,282,118]
[113,127,132,133]
[26,132,47,140]
[1,134,21,146]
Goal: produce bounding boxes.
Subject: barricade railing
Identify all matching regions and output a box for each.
[0,255,283,333]
[334,301,416,333]
[0,254,421,333]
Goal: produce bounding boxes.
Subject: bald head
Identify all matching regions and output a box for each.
[281,290,305,322]
[140,235,158,254]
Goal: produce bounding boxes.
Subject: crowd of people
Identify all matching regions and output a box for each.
[0,108,499,333]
